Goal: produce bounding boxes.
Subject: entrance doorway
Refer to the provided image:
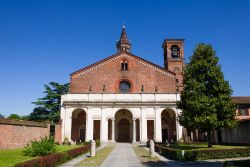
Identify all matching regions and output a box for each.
[162,129,168,143]
[93,120,100,140]
[71,109,86,142]
[118,118,130,142]
[161,109,176,142]
[115,109,132,142]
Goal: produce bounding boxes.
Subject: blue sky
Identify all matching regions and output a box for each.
[0,0,250,117]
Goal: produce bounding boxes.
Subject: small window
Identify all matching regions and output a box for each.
[121,60,128,71]
[239,108,248,116]
[119,81,131,92]
[176,79,179,83]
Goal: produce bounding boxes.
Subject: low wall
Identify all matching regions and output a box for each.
[0,118,50,149]
[221,121,250,144]
[54,121,62,144]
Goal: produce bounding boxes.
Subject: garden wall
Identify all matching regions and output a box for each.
[0,118,50,149]
[221,121,250,144]
[54,121,62,144]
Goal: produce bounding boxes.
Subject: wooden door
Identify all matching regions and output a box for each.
[118,119,130,142]
[93,120,100,140]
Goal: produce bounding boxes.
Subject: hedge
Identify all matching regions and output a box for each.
[15,144,91,167]
[155,144,250,161]
[155,144,182,160]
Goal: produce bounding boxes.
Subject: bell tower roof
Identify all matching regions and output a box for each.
[116,25,131,53]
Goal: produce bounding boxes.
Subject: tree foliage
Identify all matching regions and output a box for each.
[30,82,69,123]
[177,43,237,147]
[8,114,21,120]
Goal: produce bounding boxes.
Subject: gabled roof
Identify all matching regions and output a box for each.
[232,96,250,104]
[70,51,176,79]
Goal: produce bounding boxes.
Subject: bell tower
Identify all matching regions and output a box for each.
[116,25,131,53]
[162,39,185,91]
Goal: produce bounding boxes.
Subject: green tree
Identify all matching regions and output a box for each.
[8,114,21,120]
[29,107,50,121]
[177,43,237,148]
[21,115,30,121]
[31,82,69,122]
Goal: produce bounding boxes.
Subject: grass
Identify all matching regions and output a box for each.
[169,143,250,150]
[77,145,115,166]
[0,145,82,167]
[133,145,166,166]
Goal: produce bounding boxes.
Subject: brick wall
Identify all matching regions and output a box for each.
[54,121,62,144]
[0,118,50,149]
[70,53,177,93]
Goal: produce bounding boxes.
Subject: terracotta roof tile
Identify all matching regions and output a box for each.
[231,96,250,104]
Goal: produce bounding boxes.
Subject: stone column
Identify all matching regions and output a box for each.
[175,108,183,141]
[112,118,115,142]
[141,107,147,143]
[90,140,96,157]
[133,118,136,143]
[65,116,72,143]
[86,108,93,141]
[155,107,162,142]
[175,108,179,141]
[64,108,73,143]
[139,119,141,142]
[101,108,108,142]
[149,140,155,157]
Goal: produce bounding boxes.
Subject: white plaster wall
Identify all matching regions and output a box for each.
[60,93,182,143]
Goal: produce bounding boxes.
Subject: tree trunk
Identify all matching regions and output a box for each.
[207,130,212,148]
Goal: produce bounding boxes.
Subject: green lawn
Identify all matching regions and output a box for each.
[169,143,250,150]
[77,145,115,166]
[0,145,82,167]
[133,145,166,167]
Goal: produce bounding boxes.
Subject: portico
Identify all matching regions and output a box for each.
[60,93,182,143]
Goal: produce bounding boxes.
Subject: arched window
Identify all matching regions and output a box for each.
[119,81,131,92]
[121,60,128,71]
[171,45,180,58]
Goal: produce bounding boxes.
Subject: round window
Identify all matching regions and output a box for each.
[119,81,131,92]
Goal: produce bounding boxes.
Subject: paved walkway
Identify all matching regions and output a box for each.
[60,143,250,167]
[101,143,142,167]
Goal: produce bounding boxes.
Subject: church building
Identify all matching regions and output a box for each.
[60,26,185,143]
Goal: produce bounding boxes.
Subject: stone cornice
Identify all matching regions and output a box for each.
[62,101,176,108]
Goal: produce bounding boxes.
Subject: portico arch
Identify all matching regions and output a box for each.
[115,109,133,142]
[161,109,176,142]
[71,109,86,142]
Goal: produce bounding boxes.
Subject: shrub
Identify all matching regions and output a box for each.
[23,136,57,157]
[67,144,90,158]
[156,144,250,161]
[193,148,250,160]
[15,144,91,167]
[155,144,182,160]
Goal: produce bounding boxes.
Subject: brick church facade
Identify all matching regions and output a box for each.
[60,26,185,143]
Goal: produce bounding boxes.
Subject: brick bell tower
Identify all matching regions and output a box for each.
[162,39,185,91]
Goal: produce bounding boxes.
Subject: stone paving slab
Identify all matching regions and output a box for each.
[100,143,142,167]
